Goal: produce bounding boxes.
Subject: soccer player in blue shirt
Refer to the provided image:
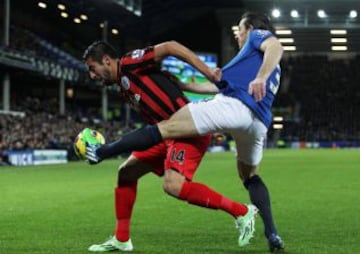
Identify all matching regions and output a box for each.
[86,12,284,252]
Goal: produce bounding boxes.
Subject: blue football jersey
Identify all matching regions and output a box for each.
[219,29,281,128]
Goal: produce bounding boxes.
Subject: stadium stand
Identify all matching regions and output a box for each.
[2,53,360,164]
[2,53,360,165]
[0,96,135,162]
[1,0,360,166]
[271,56,360,145]
[0,26,84,81]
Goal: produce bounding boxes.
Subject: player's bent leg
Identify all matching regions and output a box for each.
[164,169,249,217]
[88,236,133,252]
[164,169,256,247]
[163,135,255,247]
[157,105,200,139]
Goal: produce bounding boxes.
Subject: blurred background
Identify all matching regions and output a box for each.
[1,0,360,166]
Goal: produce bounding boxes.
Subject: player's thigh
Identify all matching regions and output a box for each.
[188,94,253,135]
[231,118,267,178]
[164,135,211,181]
[158,105,199,139]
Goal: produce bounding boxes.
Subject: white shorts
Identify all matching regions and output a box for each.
[188,94,267,166]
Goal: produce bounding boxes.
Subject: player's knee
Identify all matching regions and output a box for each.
[157,120,174,139]
[117,172,131,186]
[117,165,136,185]
[163,177,181,197]
[238,162,258,182]
[162,170,185,197]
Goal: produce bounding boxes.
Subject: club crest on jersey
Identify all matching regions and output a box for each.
[255,29,271,38]
[131,49,145,59]
[121,76,130,90]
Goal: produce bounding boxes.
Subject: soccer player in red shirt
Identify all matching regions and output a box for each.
[82,41,257,252]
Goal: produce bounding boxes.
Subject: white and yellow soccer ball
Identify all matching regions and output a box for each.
[74,128,105,161]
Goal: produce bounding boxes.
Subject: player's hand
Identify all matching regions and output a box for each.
[248,77,266,102]
[208,67,222,82]
[85,143,102,165]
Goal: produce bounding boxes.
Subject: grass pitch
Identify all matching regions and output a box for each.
[1,149,359,254]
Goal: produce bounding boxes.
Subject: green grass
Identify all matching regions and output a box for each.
[1,149,360,253]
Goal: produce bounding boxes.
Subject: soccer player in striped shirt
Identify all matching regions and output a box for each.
[83,40,257,252]
[85,12,285,252]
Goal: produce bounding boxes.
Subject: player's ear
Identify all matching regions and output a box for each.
[103,55,111,66]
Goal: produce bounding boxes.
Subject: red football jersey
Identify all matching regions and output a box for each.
[118,46,189,124]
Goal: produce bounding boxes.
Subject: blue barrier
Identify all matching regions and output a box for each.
[3,150,68,166]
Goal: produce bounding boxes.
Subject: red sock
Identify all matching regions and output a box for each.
[178,181,248,217]
[114,182,137,242]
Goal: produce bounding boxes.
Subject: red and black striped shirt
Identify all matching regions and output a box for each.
[117,46,189,124]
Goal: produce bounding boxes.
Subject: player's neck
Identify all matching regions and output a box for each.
[112,59,120,82]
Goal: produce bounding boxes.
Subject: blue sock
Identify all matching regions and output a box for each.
[244,175,278,238]
[97,125,162,159]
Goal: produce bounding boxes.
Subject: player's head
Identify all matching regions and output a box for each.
[236,12,275,49]
[83,41,118,86]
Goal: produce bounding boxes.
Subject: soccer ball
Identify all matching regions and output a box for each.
[74,128,105,160]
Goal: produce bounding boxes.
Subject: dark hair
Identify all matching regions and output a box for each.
[241,12,275,35]
[82,41,118,62]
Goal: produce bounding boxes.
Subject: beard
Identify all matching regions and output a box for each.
[102,68,114,86]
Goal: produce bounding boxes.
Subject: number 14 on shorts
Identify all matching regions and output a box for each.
[170,149,185,164]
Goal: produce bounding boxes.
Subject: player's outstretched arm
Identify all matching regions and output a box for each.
[178,67,221,94]
[180,79,220,95]
[153,41,221,83]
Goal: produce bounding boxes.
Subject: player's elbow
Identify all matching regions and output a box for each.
[264,38,284,58]
[154,40,182,61]
[163,40,182,53]
[165,40,181,47]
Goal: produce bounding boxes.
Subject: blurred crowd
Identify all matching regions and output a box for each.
[1,55,360,165]
[0,97,135,164]
[272,55,360,143]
